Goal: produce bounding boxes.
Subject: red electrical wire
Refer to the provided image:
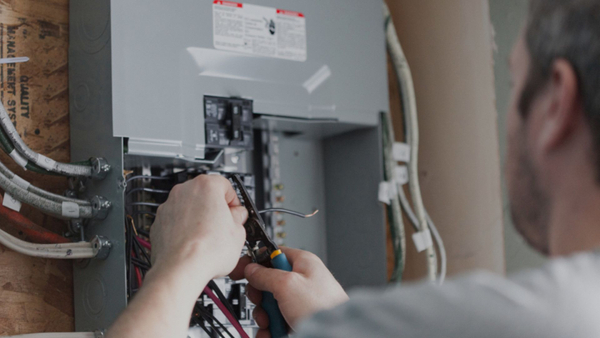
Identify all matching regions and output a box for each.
[134,233,246,336]
[204,286,250,338]
[0,195,69,244]
[136,236,151,250]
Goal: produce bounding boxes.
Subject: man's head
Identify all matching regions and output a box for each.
[507,0,600,255]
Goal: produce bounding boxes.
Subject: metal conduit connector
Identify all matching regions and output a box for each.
[91,235,112,260]
[90,157,111,180]
[91,196,111,220]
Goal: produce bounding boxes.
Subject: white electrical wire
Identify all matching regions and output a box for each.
[0,228,98,259]
[382,112,407,282]
[384,3,438,282]
[398,187,447,284]
[5,333,96,338]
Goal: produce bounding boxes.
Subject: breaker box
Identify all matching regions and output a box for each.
[70,0,389,333]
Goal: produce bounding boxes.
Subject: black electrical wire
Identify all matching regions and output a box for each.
[135,227,150,238]
[192,316,214,338]
[132,235,151,263]
[195,308,225,338]
[207,281,238,321]
[131,258,151,270]
[196,303,232,338]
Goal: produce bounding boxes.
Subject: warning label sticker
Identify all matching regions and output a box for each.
[212,1,307,62]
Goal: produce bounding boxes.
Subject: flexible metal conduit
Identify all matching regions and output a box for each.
[0,163,93,218]
[0,101,93,177]
[0,158,90,206]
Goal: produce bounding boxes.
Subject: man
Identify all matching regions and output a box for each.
[108,0,600,337]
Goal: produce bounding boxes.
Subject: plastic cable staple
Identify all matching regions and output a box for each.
[412,229,433,253]
[378,181,398,205]
[392,142,411,162]
[394,166,409,185]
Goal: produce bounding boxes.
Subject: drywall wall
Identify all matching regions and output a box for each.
[489,0,547,274]
[386,0,506,280]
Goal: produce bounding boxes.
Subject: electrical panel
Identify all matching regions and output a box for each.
[69,0,389,335]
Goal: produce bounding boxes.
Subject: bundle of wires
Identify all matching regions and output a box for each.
[126,216,150,297]
[383,3,447,284]
[381,112,407,283]
[125,174,249,338]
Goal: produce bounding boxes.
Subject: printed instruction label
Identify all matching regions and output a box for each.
[213,0,307,62]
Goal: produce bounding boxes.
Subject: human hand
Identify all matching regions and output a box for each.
[230,247,349,337]
[149,175,248,283]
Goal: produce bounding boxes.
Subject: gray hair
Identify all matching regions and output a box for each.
[521,0,600,178]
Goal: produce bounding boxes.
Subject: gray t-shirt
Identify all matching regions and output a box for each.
[296,251,600,337]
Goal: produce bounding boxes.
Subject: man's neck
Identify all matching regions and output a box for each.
[548,178,600,257]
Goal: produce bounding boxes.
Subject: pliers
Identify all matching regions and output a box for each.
[231,175,292,338]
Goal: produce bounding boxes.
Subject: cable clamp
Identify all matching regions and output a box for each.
[393,142,411,162]
[378,181,397,205]
[394,165,409,185]
[412,229,433,252]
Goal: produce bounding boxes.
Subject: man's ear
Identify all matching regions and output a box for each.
[538,59,582,151]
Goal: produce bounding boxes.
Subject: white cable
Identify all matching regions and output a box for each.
[0,228,97,259]
[398,187,447,284]
[384,3,438,282]
[5,333,95,338]
[427,213,447,285]
[382,112,407,282]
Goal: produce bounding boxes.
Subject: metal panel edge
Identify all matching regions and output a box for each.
[323,125,387,290]
[70,0,127,331]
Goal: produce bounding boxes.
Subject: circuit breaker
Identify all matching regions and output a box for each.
[204,96,254,149]
[69,0,389,335]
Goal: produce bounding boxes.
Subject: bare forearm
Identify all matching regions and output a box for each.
[107,259,211,338]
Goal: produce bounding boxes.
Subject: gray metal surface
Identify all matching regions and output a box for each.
[109,0,389,159]
[277,135,328,262]
[324,126,387,290]
[70,0,127,332]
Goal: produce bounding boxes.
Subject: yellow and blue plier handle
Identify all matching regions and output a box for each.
[231,175,291,338]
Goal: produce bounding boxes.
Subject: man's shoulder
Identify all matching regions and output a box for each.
[297,252,600,338]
